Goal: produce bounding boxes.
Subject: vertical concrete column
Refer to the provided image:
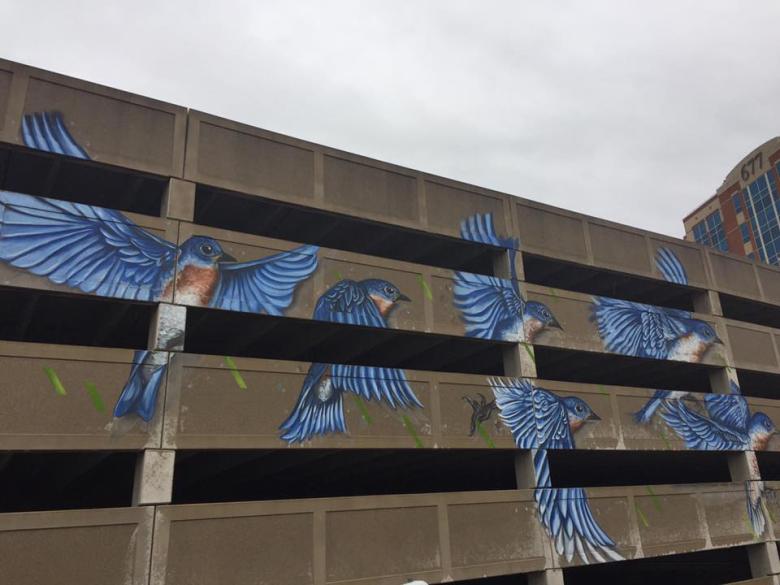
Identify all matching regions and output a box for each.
[699,290,780,581]
[162,178,196,222]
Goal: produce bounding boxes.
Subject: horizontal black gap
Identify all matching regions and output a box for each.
[523,253,697,312]
[173,449,519,503]
[721,292,780,330]
[0,452,136,512]
[563,545,751,585]
[447,575,529,585]
[0,144,166,216]
[735,369,780,399]
[196,185,498,275]
[534,346,715,392]
[185,307,507,375]
[548,450,732,487]
[756,452,780,480]
[0,286,152,348]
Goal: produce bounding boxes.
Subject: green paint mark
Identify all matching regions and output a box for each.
[43,367,67,396]
[547,287,559,297]
[658,427,673,450]
[351,395,373,425]
[634,502,649,527]
[644,486,662,512]
[596,384,610,397]
[521,343,536,364]
[332,271,345,284]
[745,513,759,539]
[476,421,496,448]
[223,357,247,390]
[401,414,424,448]
[83,381,106,413]
[416,275,433,301]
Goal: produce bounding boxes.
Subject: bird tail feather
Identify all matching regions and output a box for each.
[633,398,662,424]
[113,350,166,422]
[280,363,346,443]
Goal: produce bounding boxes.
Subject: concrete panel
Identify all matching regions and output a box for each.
[324,155,417,222]
[188,115,316,201]
[21,75,184,176]
[448,499,546,575]
[0,506,153,585]
[589,222,651,275]
[709,252,761,299]
[649,238,709,288]
[615,389,690,451]
[326,506,441,582]
[515,203,588,260]
[727,323,780,371]
[163,353,432,449]
[0,341,162,450]
[425,181,507,238]
[157,507,314,585]
[0,66,12,134]
[757,265,780,306]
[525,287,606,353]
[699,486,755,547]
[634,490,706,557]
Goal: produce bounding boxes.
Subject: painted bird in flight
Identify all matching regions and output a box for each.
[454,213,561,343]
[490,377,623,564]
[591,247,722,363]
[280,278,422,443]
[659,387,776,536]
[9,111,319,421]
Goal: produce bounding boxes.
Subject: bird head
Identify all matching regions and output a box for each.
[749,412,777,450]
[180,236,236,266]
[361,279,410,316]
[562,396,600,432]
[523,301,562,341]
[690,320,723,346]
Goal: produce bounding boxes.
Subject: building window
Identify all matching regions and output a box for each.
[743,171,780,266]
[740,223,751,243]
[691,210,728,252]
[733,193,743,214]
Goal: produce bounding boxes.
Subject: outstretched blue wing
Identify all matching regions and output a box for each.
[746,480,767,537]
[460,213,518,250]
[591,296,691,359]
[703,381,750,430]
[536,482,623,563]
[212,244,319,315]
[453,271,523,341]
[22,111,90,159]
[313,280,386,327]
[660,400,746,450]
[0,192,177,301]
[280,362,422,443]
[490,377,537,448]
[655,247,688,285]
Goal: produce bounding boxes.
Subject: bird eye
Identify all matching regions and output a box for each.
[576,404,584,413]
[200,243,214,256]
[384,285,395,295]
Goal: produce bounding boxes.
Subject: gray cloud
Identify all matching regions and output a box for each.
[2,0,779,236]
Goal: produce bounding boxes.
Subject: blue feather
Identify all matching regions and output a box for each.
[113,351,167,422]
[655,247,688,286]
[453,271,523,341]
[22,111,90,160]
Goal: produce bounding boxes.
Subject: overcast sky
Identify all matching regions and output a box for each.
[2,1,779,237]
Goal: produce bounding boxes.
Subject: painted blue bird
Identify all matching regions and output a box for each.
[490,377,623,564]
[591,247,722,363]
[9,111,320,422]
[659,389,776,536]
[454,213,561,343]
[280,278,422,442]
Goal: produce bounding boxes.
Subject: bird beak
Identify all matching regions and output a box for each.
[548,316,564,330]
[714,335,724,345]
[397,293,411,302]
[587,412,601,422]
[220,252,237,263]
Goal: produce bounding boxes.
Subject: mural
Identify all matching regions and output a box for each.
[280,278,422,443]
[490,377,623,564]
[454,213,561,343]
[463,393,498,437]
[591,248,722,363]
[635,381,776,536]
[4,111,319,422]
